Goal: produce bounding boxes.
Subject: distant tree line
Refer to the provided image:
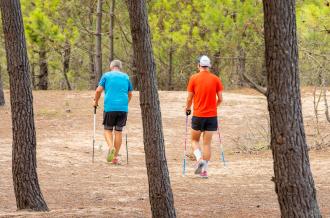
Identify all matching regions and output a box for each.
[0,0,328,93]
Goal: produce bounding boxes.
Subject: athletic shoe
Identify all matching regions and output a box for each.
[107,149,115,162]
[200,171,208,179]
[194,160,205,175]
[111,156,121,165]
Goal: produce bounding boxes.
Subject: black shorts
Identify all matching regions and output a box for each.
[191,116,218,132]
[103,111,128,131]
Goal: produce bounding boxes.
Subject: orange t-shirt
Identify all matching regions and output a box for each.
[187,70,224,117]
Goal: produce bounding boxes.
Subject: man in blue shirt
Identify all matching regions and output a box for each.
[93,60,133,164]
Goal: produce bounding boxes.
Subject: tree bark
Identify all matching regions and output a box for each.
[263,0,321,217]
[0,0,48,211]
[323,86,330,123]
[63,40,72,90]
[95,0,103,86]
[109,0,115,63]
[0,64,5,106]
[89,1,96,90]
[167,40,174,91]
[31,62,36,90]
[236,46,245,87]
[211,50,221,76]
[126,1,176,217]
[131,54,139,90]
[37,47,48,90]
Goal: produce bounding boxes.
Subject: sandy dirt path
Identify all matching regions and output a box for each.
[0,89,329,217]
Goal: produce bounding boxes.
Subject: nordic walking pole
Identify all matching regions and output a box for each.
[92,106,97,163]
[183,110,191,176]
[217,119,226,166]
[125,132,128,164]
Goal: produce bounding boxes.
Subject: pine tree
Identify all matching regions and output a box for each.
[126,0,176,217]
[263,0,321,216]
[0,0,48,211]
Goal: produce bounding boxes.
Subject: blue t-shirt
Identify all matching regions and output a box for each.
[99,71,133,112]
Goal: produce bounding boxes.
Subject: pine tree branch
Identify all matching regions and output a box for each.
[242,73,267,96]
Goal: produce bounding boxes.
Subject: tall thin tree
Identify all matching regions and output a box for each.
[95,0,103,87]
[263,0,321,216]
[126,1,176,217]
[37,43,48,90]
[109,0,115,63]
[62,40,72,90]
[0,65,5,106]
[167,39,174,91]
[0,0,48,211]
[89,0,96,90]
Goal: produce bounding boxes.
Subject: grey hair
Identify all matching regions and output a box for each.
[110,59,122,69]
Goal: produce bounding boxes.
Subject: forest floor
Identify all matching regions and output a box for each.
[0,89,329,217]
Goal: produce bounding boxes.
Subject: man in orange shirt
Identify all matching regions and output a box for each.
[185,55,224,178]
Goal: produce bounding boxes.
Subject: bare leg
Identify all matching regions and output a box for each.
[202,131,214,161]
[191,129,202,161]
[114,130,122,157]
[104,130,113,149]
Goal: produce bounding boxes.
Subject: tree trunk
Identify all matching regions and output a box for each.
[109,0,115,63]
[126,1,176,217]
[89,1,96,90]
[0,64,5,106]
[31,62,36,89]
[236,46,245,87]
[167,40,174,91]
[324,87,330,123]
[95,0,103,86]
[263,0,321,217]
[63,40,72,90]
[89,42,96,89]
[211,50,221,76]
[131,53,139,90]
[37,47,48,90]
[0,0,48,211]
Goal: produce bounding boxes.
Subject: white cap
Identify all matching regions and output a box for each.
[199,55,211,67]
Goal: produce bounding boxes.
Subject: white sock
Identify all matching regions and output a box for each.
[193,149,202,161]
[203,161,209,172]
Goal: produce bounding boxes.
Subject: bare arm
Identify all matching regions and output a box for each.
[128,91,132,103]
[217,91,223,106]
[93,86,104,107]
[185,92,194,111]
